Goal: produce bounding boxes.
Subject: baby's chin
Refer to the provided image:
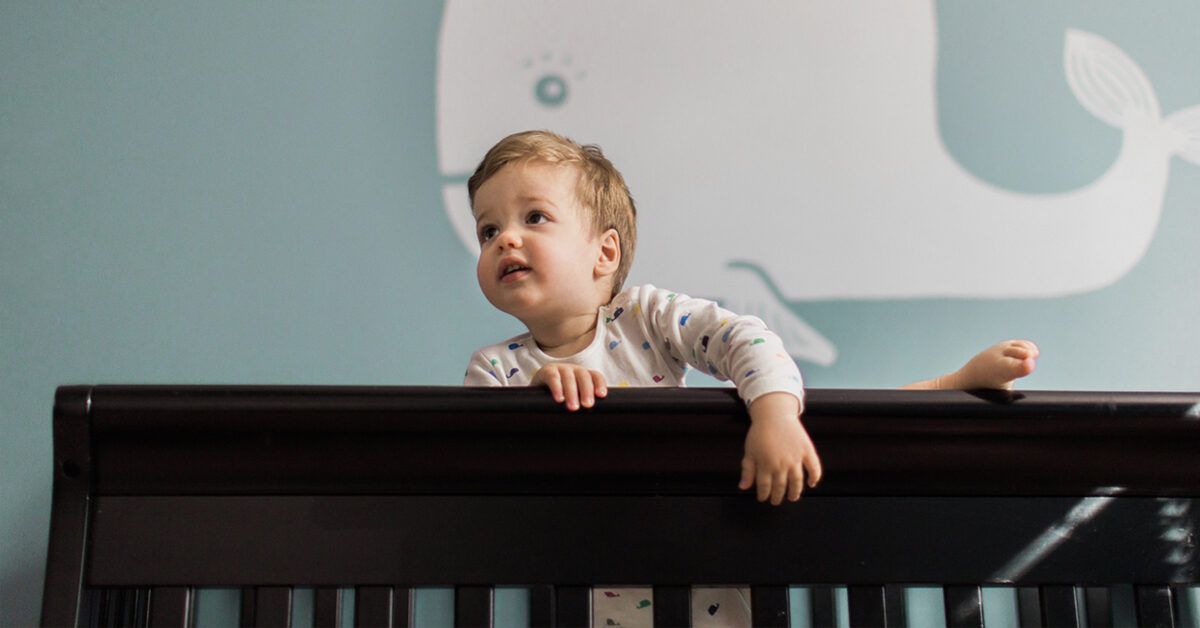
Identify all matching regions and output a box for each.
[483,290,544,321]
[483,279,614,321]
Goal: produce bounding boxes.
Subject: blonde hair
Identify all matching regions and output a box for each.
[467,130,637,297]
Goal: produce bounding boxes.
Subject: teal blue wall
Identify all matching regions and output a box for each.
[3,2,1198,626]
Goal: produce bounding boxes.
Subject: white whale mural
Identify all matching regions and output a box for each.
[436,1,1200,366]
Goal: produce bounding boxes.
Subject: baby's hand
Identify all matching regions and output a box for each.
[739,392,823,505]
[531,364,608,411]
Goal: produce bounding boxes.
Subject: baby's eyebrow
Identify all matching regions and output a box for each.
[517,194,557,208]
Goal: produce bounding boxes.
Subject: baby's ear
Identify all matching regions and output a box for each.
[595,228,621,277]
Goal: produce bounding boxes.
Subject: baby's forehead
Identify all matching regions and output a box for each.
[512,159,583,189]
[473,161,586,216]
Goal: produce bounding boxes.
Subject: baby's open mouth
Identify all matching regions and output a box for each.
[501,264,530,280]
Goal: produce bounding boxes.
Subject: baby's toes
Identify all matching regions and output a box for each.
[1002,340,1037,359]
[1009,356,1035,377]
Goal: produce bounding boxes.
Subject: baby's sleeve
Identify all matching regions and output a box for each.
[638,286,804,409]
[463,350,504,386]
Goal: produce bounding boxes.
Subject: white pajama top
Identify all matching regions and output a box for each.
[463,284,804,409]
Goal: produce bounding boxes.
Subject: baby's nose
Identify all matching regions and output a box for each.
[497,229,522,248]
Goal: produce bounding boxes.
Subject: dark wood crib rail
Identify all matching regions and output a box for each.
[42,386,1200,628]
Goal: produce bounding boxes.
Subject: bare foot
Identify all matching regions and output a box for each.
[949,340,1039,390]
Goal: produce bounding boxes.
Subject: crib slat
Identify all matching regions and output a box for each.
[810,586,836,628]
[849,588,902,624]
[847,585,905,627]
[83,588,101,628]
[103,587,149,627]
[943,586,982,628]
[253,587,293,627]
[103,590,123,628]
[92,587,149,628]
[241,586,294,628]
[1039,585,1079,627]
[849,586,885,627]
[241,587,256,627]
[553,586,589,628]
[314,588,342,628]
[116,588,134,627]
[1135,585,1175,628]
[1016,587,1041,627]
[652,585,690,627]
[392,587,414,628]
[133,588,152,628]
[454,586,493,628]
[355,586,392,627]
[96,588,116,628]
[886,585,907,627]
[529,586,552,628]
[751,585,788,628]
[1085,587,1112,628]
[148,587,193,628]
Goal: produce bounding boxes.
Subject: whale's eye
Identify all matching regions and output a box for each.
[535,74,568,108]
[525,53,582,108]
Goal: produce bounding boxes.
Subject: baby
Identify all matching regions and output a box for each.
[462,130,1038,627]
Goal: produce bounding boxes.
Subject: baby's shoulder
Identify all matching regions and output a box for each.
[610,284,681,308]
[609,284,695,319]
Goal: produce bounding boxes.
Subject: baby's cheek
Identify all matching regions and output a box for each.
[475,264,496,302]
[475,258,489,287]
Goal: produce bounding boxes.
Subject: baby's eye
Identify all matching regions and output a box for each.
[478,225,499,242]
[527,211,549,225]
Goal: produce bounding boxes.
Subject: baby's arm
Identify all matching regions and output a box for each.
[740,391,823,504]
[902,339,1039,390]
[641,287,820,504]
[464,351,505,386]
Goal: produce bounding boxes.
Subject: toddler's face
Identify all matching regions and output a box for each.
[472,161,606,324]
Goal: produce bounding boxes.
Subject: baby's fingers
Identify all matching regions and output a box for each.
[739,458,756,491]
[757,468,776,503]
[787,465,806,502]
[574,367,595,408]
[768,469,790,505]
[542,368,566,404]
[805,450,824,488]
[591,371,608,399]
[561,369,580,410]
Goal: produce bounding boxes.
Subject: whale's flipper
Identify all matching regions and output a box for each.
[1065,29,1160,127]
[1166,106,1200,166]
[721,261,837,367]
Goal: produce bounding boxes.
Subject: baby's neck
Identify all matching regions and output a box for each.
[529,311,600,358]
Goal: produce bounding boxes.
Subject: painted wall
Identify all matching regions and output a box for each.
[2,2,1198,626]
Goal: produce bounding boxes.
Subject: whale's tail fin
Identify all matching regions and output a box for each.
[1065,29,1160,127]
[722,261,838,367]
[1066,28,1200,167]
[1165,107,1200,167]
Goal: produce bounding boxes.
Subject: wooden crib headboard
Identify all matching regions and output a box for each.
[42,386,1200,627]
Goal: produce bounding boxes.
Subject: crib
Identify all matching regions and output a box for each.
[41,385,1200,627]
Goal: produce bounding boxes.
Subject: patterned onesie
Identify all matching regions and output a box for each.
[464,284,805,627]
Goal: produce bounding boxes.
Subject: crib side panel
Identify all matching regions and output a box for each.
[85,494,1197,587]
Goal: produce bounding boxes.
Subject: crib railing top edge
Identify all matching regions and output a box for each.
[51,385,1200,497]
[66,384,1200,428]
